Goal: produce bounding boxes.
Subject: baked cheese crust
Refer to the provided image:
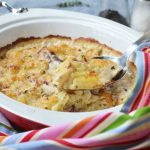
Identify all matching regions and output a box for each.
[0,36,137,112]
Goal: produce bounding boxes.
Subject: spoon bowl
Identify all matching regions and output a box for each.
[93,30,150,82]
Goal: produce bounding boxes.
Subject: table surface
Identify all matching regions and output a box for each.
[0,0,134,16]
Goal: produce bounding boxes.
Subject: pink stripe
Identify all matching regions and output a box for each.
[72,113,111,138]
[138,80,150,108]
[36,123,71,140]
[137,55,150,108]
[0,132,8,136]
[65,129,149,147]
[20,130,40,142]
[108,130,150,145]
[72,114,104,138]
[130,53,149,111]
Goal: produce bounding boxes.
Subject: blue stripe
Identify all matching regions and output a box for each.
[0,140,70,150]
[121,42,150,113]
[0,125,16,135]
[3,132,28,145]
[121,52,145,113]
[93,137,150,150]
[2,138,150,150]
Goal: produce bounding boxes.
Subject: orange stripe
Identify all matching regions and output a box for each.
[0,136,7,142]
[141,79,150,97]
[62,116,94,138]
[145,79,150,92]
[140,79,150,101]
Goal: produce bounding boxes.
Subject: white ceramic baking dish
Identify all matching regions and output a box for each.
[0,8,141,130]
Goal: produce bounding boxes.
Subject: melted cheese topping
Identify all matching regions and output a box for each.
[0,36,137,112]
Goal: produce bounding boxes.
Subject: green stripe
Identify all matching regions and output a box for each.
[0,122,16,132]
[100,115,131,133]
[100,107,150,133]
[133,107,150,118]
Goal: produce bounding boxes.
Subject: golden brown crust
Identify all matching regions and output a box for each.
[0,35,137,112]
[0,35,70,50]
[75,37,101,44]
[0,35,71,56]
[46,35,72,40]
[75,37,122,56]
[0,35,122,56]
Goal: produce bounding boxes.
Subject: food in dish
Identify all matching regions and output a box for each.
[0,35,137,112]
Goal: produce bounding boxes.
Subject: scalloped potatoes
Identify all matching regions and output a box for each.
[0,36,137,112]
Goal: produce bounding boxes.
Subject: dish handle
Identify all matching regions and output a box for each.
[0,1,28,14]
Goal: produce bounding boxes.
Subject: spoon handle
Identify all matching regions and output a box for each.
[125,30,150,57]
[0,1,28,13]
[0,1,14,12]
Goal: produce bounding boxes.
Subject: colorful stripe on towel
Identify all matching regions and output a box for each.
[0,43,149,150]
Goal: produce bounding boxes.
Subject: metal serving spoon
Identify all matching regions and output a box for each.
[93,30,150,82]
[57,31,150,91]
[0,1,28,13]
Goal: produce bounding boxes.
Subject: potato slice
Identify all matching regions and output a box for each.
[52,59,120,90]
